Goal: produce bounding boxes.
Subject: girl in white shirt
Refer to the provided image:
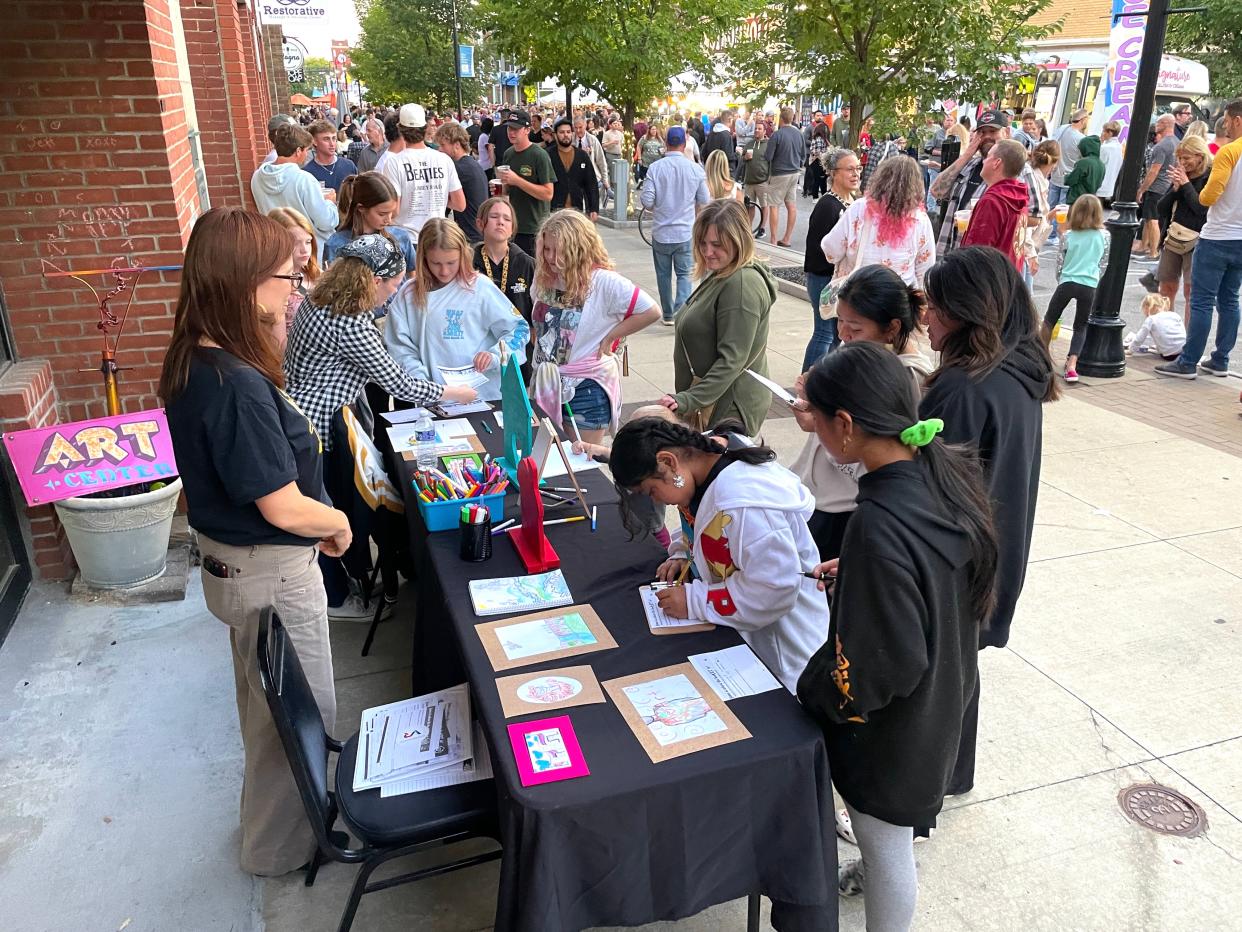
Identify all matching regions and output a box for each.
[821,156,935,289]
[385,219,529,401]
[1127,293,1186,360]
[705,149,743,201]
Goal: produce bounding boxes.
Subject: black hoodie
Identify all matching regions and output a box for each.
[797,459,979,827]
[919,348,1050,648]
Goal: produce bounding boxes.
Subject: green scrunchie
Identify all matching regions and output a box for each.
[899,418,943,447]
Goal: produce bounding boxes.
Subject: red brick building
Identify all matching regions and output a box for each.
[0,0,289,611]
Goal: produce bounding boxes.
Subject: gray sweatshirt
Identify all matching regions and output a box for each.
[765,126,806,176]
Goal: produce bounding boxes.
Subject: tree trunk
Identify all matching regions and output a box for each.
[848,95,865,151]
[622,100,636,133]
[564,75,572,119]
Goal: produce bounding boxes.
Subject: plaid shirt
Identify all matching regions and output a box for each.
[284,297,442,450]
[859,141,902,194]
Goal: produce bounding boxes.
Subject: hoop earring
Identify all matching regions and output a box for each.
[672,474,685,488]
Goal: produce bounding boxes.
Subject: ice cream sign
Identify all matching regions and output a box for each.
[3,408,178,505]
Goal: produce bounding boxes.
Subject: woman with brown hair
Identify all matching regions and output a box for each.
[323,171,416,273]
[161,207,351,877]
[662,199,778,435]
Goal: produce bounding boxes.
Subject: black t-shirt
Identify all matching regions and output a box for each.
[804,192,847,276]
[165,347,327,547]
[452,154,490,242]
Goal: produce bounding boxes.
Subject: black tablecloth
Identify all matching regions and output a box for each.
[394,412,838,932]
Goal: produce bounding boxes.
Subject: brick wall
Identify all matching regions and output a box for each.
[262,24,290,117]
[1,0,281,579]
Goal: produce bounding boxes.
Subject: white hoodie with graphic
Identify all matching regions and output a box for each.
[675,458,830,692]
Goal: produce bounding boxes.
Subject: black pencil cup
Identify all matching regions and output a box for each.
[459,515,493,562]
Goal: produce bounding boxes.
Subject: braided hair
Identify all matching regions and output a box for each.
[611,418,773,489]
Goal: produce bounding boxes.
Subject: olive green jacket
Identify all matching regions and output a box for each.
[672,261,777,435]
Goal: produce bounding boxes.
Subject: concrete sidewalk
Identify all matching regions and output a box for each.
[2,226,1240,932]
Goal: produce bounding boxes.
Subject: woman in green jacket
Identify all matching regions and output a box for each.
[661,199,778,435]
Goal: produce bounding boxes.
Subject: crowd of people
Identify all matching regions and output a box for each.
[157,87,1242,930]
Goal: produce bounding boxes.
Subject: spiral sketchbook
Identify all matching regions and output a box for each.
[468,569,573,616]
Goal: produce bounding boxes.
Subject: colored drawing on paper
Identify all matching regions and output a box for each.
[516,675,583,704]
[498,612,597,661]
[524,727,573,771]
[468,569,572,615]
[621,673,728,748]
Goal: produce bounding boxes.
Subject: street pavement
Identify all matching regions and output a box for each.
[1,225,1241,932]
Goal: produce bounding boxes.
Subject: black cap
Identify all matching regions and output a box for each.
[976,110,1008,130]
[505,111,531,129]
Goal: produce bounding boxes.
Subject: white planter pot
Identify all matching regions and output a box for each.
[54,478,182,589]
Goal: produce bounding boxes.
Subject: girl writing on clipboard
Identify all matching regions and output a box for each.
[608,418,829,693]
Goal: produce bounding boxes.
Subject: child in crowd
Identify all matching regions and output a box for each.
[385,218,529,401]
[1127,293,1187,360]
[324,172,416,275]
[609,417,830,693]
[529,211,661,444]
[572,404,680,549]
[792,265,934,563]
[266,207,320,338]
[1041,194,1110,383]
[797,342,998,931]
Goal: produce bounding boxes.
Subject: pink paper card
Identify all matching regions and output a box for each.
[506,715,590,786]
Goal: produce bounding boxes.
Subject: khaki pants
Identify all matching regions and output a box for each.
[199,534,337,876]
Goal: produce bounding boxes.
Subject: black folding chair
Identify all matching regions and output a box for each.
[256,609,502,932]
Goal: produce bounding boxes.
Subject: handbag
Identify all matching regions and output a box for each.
[1164,221,1199,256]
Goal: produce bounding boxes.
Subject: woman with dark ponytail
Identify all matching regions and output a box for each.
[797,341,998,931]
[791,265,933,563]
[609,417,830,692]
[920,245,1057,796]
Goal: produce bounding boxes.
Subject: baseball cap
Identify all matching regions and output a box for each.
[666,126,686,146]
[398,103,427,128]
[975,110,1008,131]
[505,111,531,129]
[267,113,295,134]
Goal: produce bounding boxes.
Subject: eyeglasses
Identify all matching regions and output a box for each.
[273,272,304,291]
[840,165,862,173]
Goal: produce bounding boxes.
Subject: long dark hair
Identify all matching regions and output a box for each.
[159,208,291,401]
[923,246,1059,402]
[836,265,924,354]
[805,342,998,624]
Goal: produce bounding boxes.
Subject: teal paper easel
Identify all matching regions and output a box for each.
[496,354,536,484]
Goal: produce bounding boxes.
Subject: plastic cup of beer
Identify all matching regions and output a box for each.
[1055,204,1069,224]
[954,209,972,234]
[489,177,503,193]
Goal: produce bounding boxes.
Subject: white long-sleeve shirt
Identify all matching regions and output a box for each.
[1130,310,1187,357]
[821,197,936,288]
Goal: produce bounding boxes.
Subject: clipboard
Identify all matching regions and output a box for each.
[640,584,715,635]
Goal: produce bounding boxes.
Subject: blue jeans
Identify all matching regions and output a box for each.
[569,378,613,430]
[803,272,838,372]
[1047,183,1067,238]
[652,240,693,320]
[1178,238,1242,370]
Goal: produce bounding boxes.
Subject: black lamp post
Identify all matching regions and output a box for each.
[1075,0,1171,377]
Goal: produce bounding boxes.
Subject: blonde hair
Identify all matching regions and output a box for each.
[409,218,477,311]
[1068,193,1104,231]
[476,196,515,239]
[1141,293,1172,316]
[533,211,614,306]
[267,206,320,283]
[1184,120,1209,141]
[692,199,755,280]
[1175,135,1212,175]
[704,149,735,200]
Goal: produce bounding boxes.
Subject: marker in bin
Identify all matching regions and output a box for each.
[413,462,508,502]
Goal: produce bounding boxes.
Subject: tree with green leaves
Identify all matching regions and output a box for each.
[724,0,1057,147]
[1165,0,1242,98]
[477,0,748,129]
[351,0,490,113]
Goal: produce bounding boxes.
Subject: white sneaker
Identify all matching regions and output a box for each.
[328,594,384,622]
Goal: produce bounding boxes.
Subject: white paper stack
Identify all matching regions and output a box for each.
[352,684,481,794]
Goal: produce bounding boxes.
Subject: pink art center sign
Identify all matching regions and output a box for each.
[3,408,179,506]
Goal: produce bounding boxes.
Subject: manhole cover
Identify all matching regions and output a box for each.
[1118,784,1207,837]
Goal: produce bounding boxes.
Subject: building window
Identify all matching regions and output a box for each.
[0,283,16,374]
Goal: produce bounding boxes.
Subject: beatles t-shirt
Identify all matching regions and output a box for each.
[381,145,463,241]
[533,269,654,366]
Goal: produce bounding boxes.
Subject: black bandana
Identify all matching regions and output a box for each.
[338,232,406,279]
